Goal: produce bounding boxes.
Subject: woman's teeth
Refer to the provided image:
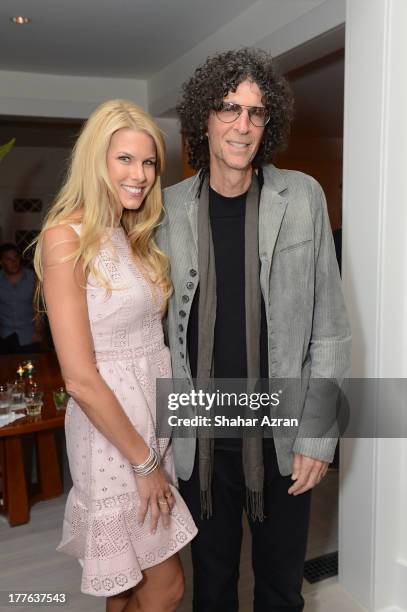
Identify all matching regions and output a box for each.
[122,185,143,194]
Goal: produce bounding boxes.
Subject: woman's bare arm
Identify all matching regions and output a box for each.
[42,224,150,465]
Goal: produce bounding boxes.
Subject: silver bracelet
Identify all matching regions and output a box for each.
[131,447,159,476]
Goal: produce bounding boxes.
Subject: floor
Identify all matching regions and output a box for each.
[0,470,366,612]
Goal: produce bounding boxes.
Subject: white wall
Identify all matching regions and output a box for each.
[0,71,147,119]
[340,0,407,610]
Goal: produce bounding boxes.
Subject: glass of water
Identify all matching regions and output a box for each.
[9,380,26,409]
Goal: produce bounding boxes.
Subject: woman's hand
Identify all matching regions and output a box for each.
[135,468,175,533]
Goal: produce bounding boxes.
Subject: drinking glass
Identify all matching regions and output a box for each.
[25,390,43,417]
[9,381,26,409]
[53,387,70,411]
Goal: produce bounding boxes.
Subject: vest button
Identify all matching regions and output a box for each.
[189,269,197,277]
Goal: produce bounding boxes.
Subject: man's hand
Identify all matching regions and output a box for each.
[288,453,329,496]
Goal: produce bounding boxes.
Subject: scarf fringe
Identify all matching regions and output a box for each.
[200,488,213,519]
[246,488,265,522]
[199,437,214,519]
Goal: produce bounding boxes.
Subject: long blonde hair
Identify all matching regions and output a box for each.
[34,99,171,306]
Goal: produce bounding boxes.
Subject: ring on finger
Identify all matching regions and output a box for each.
[158,499,168,506]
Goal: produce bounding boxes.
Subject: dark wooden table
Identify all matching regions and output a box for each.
[0,352,65,526]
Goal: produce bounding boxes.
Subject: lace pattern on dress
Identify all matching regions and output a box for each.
[98,248,122,284]
[82,566,142,596]
[69,491,196,555]
[94,341,165,362]
[120,240,163,348]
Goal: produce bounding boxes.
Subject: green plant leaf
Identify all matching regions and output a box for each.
[0,138,16,163]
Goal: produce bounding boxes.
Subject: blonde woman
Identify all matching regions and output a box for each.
[34,100,197,612]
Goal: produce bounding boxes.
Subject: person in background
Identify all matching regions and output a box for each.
[157,48,351,612]
[0,243,43,354]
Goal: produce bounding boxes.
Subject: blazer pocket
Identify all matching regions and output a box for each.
[277,239,312,254]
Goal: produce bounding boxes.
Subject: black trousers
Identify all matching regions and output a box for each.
[179,441,311,612]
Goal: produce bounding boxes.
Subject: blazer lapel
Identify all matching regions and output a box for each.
[182,198,199,299]
[259,166,288,295]
[184,197,199,257]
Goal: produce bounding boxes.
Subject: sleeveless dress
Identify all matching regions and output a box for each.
[57,225,197,597]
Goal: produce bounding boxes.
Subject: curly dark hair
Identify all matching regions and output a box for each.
[176,48,294,171]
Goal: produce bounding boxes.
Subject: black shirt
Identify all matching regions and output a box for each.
[187,185,269,448]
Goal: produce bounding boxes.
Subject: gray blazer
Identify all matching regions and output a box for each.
[157,164,351,480]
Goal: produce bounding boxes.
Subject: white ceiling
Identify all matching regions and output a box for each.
[0,0,260,78]
[0,0,344,138]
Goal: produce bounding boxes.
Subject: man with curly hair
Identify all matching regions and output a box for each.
[157,48,351,611]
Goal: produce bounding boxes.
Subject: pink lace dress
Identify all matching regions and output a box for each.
[57,225,197,597]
